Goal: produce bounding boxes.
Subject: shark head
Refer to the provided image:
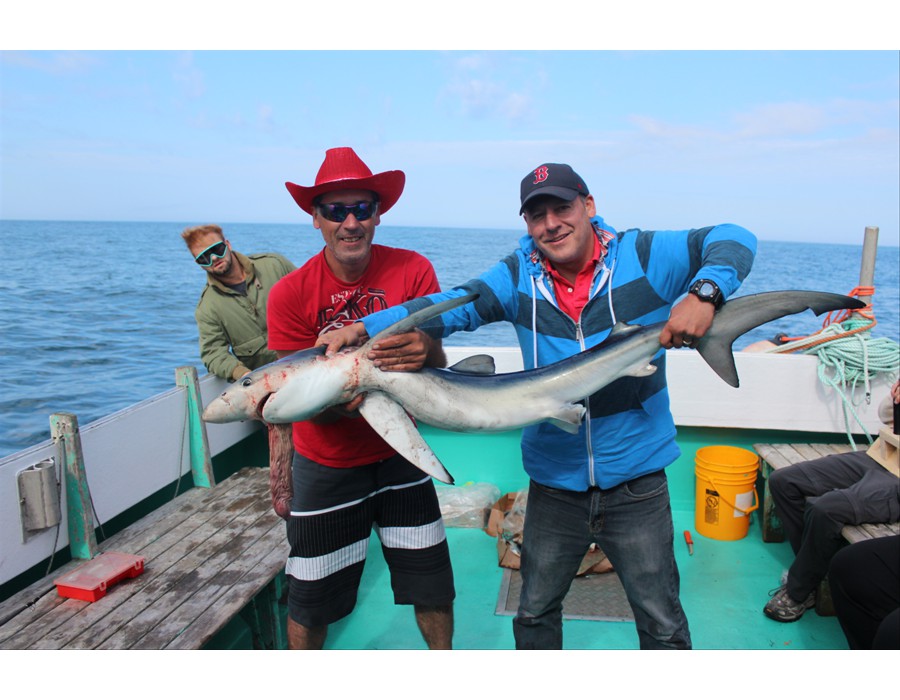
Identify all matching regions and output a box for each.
[202,345,364,425]
[261,351,358,423]
[201,347,329,424]
[202,292,481,430]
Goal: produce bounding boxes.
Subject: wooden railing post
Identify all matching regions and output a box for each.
[176,366,216,488]
[49,412,98,560]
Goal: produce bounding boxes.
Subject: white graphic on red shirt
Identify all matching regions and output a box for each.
[318,286,389,334]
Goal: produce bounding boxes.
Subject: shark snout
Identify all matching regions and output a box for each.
[201,395,232,423]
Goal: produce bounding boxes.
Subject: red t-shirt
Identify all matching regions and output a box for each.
[266,245,441,467]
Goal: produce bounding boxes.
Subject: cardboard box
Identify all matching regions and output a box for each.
[485,492,520,538]
[495,538,612,575]
[486,491,613,575]
[577,544,614,576]
[497,538,522,569]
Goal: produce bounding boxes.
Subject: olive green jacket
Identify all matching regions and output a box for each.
[195,251,295,381]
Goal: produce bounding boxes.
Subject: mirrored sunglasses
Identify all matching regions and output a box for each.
[194,240,229,266]
[316,200,377,223]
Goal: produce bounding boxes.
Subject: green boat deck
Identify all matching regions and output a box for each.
[207,424,849,651]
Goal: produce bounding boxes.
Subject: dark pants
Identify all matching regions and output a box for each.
[828,535,900,649]
[512,473,691,650]
[769,451,900,600]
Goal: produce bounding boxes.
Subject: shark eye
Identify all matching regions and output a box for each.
[241,377,253,387]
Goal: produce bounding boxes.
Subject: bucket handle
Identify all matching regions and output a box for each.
[706,475,759,516]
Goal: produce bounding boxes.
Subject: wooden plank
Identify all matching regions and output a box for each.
[789,443,830,462]
[0,469,261,649]
[0,467,258,627]
[119,511,283,649]
[755,442,858,471]
[72,479,276,649]
[754,444,793,470]
[162,525,288,649]
[93,500,278,647]
[0,467,280,650]
[0,593,86,648]
[756,444,804,543]
[754,442,899,550]
[26,472,274,649]
[755,442,860,543]
[754,444,803,471]
[805,443,858,459]
[755,443,789,543]
[0,470,260,647]
[841,522,900,544]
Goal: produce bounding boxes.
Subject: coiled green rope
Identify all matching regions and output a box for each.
[771,316,899,448]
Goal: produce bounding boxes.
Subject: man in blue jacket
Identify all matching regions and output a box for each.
[318,162,757,649]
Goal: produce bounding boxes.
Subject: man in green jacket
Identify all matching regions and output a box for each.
[183,224,295,381]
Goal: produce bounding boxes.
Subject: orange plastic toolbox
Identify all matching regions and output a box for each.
[54,551,145,602]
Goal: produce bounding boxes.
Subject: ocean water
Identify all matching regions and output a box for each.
[1,219,898,459]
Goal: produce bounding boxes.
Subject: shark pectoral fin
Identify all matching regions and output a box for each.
[627,364,657,378]
[546,403,586,434]
[358,392,455,485]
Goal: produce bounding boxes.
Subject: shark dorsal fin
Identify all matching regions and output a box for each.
[365,292,479,349]
[447,354,496,375]
[607,321,643,340]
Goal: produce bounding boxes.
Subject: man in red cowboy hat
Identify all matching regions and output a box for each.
[266,147,455,649]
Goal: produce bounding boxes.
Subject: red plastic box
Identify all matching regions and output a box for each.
[54,551,145,602]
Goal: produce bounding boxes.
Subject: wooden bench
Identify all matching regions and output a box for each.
[0,467,288,650]
[841,521,900,543]
[754,442,855,543]
[753,442,900,616]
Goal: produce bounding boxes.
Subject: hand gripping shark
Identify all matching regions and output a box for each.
[202,290,864,492]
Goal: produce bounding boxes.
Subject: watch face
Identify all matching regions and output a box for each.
[699,282,715,297]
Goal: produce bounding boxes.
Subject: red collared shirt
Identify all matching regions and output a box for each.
[545,234,602,321]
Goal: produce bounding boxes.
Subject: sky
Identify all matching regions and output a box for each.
[1,7,898,245]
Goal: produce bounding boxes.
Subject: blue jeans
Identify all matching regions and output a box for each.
[513,473,691,649]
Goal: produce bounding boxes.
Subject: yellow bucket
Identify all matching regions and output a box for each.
[694,446,760,541]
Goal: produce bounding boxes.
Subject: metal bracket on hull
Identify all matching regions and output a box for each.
[16,457,61,543]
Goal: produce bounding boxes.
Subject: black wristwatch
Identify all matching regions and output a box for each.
[689,279,724,309]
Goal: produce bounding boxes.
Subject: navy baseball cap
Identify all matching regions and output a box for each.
[519,163,589,215]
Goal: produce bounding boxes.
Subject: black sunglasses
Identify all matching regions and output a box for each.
[194,240,228,266]
[315,200,378,223]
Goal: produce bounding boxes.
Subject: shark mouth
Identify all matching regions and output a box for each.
[256,393,274,422]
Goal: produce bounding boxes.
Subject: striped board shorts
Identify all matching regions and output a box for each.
[285,451,456,628]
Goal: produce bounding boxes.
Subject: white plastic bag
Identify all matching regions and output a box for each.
[436,482,501,528]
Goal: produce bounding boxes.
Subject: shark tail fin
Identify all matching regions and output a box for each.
[696,290,866,388]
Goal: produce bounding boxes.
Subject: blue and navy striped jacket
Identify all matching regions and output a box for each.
[362,215,757,491]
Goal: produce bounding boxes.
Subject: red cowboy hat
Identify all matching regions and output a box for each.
[285,147,406,215]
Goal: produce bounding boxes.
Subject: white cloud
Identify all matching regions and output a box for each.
[439,52,535,125]
[1,50,100,75]
[172,52,205,100]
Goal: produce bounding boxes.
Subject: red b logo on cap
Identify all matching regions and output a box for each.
[533,166,549,184]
